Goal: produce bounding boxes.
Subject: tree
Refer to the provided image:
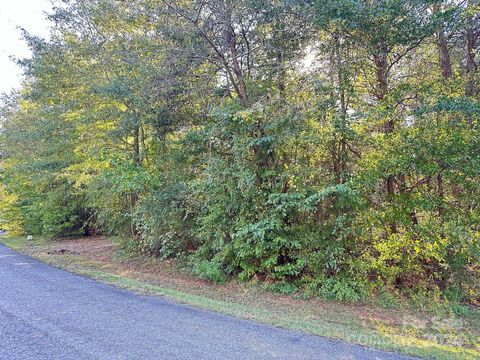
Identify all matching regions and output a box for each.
[1,0,478,303]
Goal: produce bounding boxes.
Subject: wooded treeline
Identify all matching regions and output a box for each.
[1,0,479,302]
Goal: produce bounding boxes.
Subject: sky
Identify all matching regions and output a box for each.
[0,0,52,94]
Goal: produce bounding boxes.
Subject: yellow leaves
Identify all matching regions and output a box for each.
[75,119,115,144]
[63,109,81,122]
[234,109,254,124]
[64,160,110,190]
[0,185,24,236]
[115,101,128,112]
[19,99,37,112]
[414,243,421,254]
[465,3,480,17]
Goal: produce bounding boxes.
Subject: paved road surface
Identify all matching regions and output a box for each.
[0,243,416,360]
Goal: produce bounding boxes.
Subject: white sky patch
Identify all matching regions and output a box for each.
[299,45,317,73]
[0,0,52,94]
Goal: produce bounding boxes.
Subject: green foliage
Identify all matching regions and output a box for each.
[264,281,299,295]
[319,277,371,302]
[191,259,228,284]
[0,0,479,305]
[134,180,197,258]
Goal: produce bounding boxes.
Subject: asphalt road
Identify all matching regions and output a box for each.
[0,243,416,360]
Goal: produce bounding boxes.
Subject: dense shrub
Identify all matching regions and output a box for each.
[1,0,479,304]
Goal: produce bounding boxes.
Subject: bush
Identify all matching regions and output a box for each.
[192,259,228,284]
[319,277,371,302]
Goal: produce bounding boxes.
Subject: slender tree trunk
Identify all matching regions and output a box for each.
[276,50,286,100]
[140,125,147,164]
[373,39,397,233]
[466,0,478,95]
[438,33,453,78]
[435,2,452,214]
[435,1,453,80]
[336,35,348,184]
[328,33,349,185]
[465,0,478,129]
[130,123,141,236]
[133,125,141,165]
[223,2,249,107]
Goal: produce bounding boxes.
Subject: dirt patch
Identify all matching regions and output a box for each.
[49,237,115,262]
[46,248,79,255]
[40,237,417,328]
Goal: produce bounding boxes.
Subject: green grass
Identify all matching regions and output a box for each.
[2,236,50,251]
[2,236,479,360]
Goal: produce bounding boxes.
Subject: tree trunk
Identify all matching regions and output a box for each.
[465,0,478,99]
[435,2,451,215]
[133,125,141,165]
[276,50,286,100]
[373,39,397,233]
[223,2,249,107]
[465,0,479,129]
[435,1,453,80]
[336,35,348,184]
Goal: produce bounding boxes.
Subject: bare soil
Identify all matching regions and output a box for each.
[43,237,420,327]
